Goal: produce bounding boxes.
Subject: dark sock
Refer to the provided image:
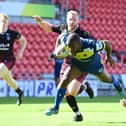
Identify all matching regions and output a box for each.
[15,88,22,95]
[111,75,120,88]
[77,85,85,95]
[66,95,79,112]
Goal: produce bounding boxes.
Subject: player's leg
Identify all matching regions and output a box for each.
[60,63,89,121]
[54,61,93,121]
[45,65,83,116]
[0,63,23,105]
[54,60,82,120]
[60,61,94,97]
[44,59,64,115]
[76,74,94,98]
[65,79,83,121]
[82,81,94,98]
[66,95,83,121]
[54,59,64,86]
[61,63,93,118]
[65,78,94,121]
[95,70,124,97]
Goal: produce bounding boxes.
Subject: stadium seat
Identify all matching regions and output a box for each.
[10,0,126,79]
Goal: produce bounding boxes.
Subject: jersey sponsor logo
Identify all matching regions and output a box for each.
[0,43,10,50]
[6,33,11,41]
[95,41,103,51]
[60,33,68,44]
[98,67,104,73]
[75,48,94,59]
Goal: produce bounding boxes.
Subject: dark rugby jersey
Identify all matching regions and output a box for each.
[51,24,95,39]
[51,24,95,64]
[0,29,21,59]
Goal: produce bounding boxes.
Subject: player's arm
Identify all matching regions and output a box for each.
[16,35,27,59]
[80,29,96,40]
[33,15,53,32]
[33,15,62,34]
[48,36,64,61]
[53,43,71,59]
[54,35,62,50]
[101,40,115,66]
[103,40,112,58]
[48,36,62,61]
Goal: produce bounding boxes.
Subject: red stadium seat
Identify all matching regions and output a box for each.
[10,0,126,79]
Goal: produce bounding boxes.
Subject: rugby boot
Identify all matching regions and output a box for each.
[78,81,94,98]
[85,81,94,98]
[44,107,59,116]
[73,114,83,122]
[17,91,23,106]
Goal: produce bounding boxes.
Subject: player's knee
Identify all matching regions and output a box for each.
[67,89,77,96]
[0,63,11,79]
[67,86,79,96]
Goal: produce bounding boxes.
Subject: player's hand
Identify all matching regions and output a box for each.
[32,15,42,23]
[48,53,55,62]
[120,99,126,107]
[105,56,115,67]
[16,52,23,60]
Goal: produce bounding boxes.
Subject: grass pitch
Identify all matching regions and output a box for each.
[0,96,126,126]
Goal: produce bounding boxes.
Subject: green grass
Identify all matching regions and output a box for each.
[0,96,126,126]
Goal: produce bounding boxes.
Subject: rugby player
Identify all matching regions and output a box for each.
[45,33,125,118]
[0,13,27,105]
[33,10,94,121]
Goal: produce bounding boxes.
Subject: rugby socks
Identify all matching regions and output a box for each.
[66,95,79,112]
[54,88,66,109]
[15,88,23,95]
[77,84,86,95]
[111,75,124,97]
[111,75,119,88]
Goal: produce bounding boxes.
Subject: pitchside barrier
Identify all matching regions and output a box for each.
[0,74,126,97]
[0,79,98,97]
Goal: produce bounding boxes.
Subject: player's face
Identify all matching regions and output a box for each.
[0,17,9,33]
[67,13,79,31]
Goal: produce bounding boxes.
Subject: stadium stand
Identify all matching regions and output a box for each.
[9,23,57,79]
[7,0,126,79]
[79,0,126,70]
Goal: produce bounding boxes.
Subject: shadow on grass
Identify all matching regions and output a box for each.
[104,121,126,125]
[107,122,126,123]
[0,96,122,104]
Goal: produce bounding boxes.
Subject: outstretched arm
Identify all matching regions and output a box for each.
[54,35,62,50]
[16,35,27,59]
[33,15,53,32]
[48,36,61,61]
[103,40,115,66]
[104,40,112,58]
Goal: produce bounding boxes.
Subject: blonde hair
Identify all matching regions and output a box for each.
[0,13,9,20]
[67,10,79,19]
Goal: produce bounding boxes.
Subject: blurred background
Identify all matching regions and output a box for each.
[0,0,126,97]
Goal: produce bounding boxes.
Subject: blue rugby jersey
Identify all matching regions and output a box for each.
[71,38,105,74]
[74,38,105,61]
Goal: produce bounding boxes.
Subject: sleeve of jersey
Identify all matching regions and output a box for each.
[51,25,61,34]
[94,40,105,52]
[14,30,21,39]
[82,31,95,39]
